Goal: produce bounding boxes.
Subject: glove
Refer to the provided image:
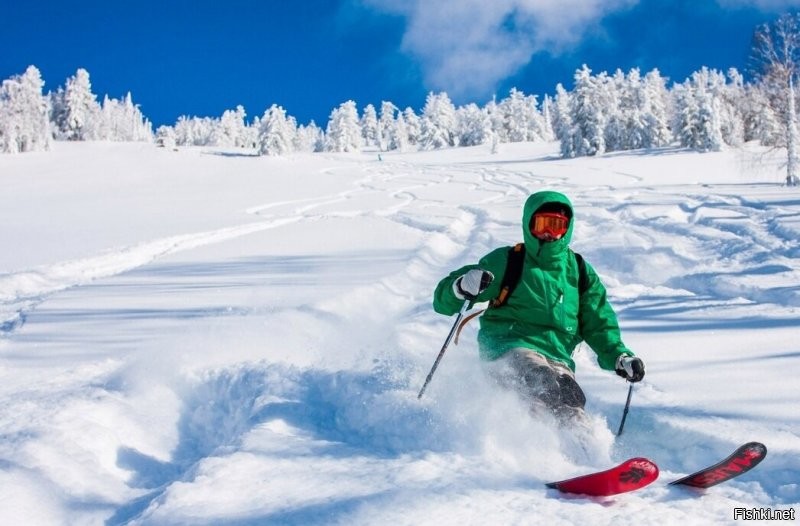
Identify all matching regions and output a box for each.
[615,355,645,382]
[453,269,494,300]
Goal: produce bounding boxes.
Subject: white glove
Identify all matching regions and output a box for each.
[615,355,645,382]
[453,269,494,300]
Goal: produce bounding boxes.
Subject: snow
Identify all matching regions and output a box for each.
[0,140,798,525]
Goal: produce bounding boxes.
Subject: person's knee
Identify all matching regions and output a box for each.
[558,374,586,409]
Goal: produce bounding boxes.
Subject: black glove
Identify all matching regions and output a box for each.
[615,355,645,382]
[453,269,494,300]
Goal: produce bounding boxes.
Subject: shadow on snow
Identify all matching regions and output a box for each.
[107,362,443,525]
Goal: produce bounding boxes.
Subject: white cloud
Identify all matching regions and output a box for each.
[358,0,638,101]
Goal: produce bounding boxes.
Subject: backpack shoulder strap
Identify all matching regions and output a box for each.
[490,243,525,308]
[455,243,524,342]
[573,250,589,296]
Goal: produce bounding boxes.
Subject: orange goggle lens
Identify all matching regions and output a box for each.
[531,212,569,238]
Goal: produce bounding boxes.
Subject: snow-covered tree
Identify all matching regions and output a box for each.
[240,120,259,149]
[258,104,294,156]
[553,83,578,158]
[602,69,628,152]
[751,12,800,185]
[213,105,248,148]
[640,69,673,148]
[605,68,672,152]
[568,65,608,156]
[402,107,421,147]
[741,82,781,145]
[294,121,324,153]
[173,115,216,146]
[390,113,409,152]
[173,116,195,146]
[378,101,398,151]
[0,65,50,153]
[48,86,66,138]
[55,68,102,141]
[419,92,457,150]
[155,125,176,149]
[672,68,726,152]
[360,104,379,147]
[672,82,701,150]
[456,103,492,146]
[325,100,362,152]
[555,67,673,157]
[484,98,502,140]
[99,92,153,142]
[540,94,556,141]
[496,88,547,143]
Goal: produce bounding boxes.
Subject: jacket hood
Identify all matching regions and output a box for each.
[522,191,574,260]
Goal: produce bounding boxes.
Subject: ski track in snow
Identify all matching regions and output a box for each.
[1,144,798,525]
[0,218,304,334]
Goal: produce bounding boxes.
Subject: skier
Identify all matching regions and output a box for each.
[433,190,644,422]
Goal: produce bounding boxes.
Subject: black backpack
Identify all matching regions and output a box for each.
[490,243,589,308]
[454,243,590,344]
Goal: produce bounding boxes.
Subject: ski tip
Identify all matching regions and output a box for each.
[669,441,768,488]
[630,457,659,469]
[545,457,659,497]
[744,441,767,456]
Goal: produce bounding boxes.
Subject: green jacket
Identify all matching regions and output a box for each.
[433,191,633,372]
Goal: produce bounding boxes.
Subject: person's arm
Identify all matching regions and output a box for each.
[577,260,635,371]
[432,248,508,315]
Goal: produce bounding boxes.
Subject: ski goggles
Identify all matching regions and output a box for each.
[530,212,569,238]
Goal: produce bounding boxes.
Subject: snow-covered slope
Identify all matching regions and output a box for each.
[0,141,798,525]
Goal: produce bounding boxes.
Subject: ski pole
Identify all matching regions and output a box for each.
[418,298,471,399]
[616,382,634,436]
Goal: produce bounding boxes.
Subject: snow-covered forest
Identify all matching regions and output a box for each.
[0,64,752,153]
[2,13,800,186]
[0,66,153,154]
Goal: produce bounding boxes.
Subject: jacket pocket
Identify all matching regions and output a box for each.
[559,287,579,334]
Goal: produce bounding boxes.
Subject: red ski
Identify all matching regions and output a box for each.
[546,457,659,496]
[669,442,767,489]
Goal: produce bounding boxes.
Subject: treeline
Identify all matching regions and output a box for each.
[0,63,782,157]
[157,64,782,159]
[0,66,152,153]
[0,62,780,155]
[156,90,554,155]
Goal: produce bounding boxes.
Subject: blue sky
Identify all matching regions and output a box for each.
[2,0,799,128]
